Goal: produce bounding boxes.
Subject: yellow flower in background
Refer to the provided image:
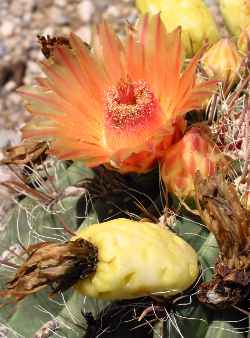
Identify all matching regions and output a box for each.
[201,38,242,92]
[136,0,220,57]
[219,0,250,37]
[20,15,216,174]
[75,218,199,299]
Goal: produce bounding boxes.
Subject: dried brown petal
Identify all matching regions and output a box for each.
[0,141,48,165]
[0,239,98,302]
[37,35,71,59]
[195,172,250,308]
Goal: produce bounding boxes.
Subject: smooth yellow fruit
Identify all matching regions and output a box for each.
[136,0,220,57]
[74,218,199,299]
[219,0,250,37]
[136,0,167,13]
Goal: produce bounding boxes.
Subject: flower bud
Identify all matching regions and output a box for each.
[219,0,250,37]
[160,127,224,198]
[238,25,250,55]
[136,0,220,57]
[201,38,242,91]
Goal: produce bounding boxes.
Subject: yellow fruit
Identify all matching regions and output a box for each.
[136,0,220,57]
[136,0,167,13]
[219,0,250,37]
[74,218,199,299]
[201,38,242,91]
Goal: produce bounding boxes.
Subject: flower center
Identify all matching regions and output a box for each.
[104,79,157,130]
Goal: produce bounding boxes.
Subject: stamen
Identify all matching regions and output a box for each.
[104,79,157,131]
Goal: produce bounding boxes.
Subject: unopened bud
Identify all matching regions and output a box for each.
[201,38,242,91]
[238,25,250,55]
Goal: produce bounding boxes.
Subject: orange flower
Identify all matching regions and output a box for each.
[20,15,216,173]
[160,127,225,198]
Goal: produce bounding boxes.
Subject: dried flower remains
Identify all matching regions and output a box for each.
[195,171,250,309]
[0,239,98,302]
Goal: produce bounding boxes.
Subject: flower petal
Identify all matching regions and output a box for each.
[135,15,183,102]
[94,21,125,83]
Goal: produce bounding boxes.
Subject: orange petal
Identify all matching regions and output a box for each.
[94,21,125,84]
[69,32,109,96]
[136,15,183,101]
[169,49,217,118]
[109,150,158,174]
[126,30,145,81]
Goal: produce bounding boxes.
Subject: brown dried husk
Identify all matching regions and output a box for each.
[0,238,98,302]
[37,35,71,59]
[195,171,250,309]
[0,140,48,165]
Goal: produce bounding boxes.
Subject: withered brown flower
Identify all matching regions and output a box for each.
[37,35,71,59]
[0,238,98,302]
[195,171,250,309]
[0,140,48,165]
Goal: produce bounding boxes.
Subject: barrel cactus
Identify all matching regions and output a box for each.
[0,4,249,338]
